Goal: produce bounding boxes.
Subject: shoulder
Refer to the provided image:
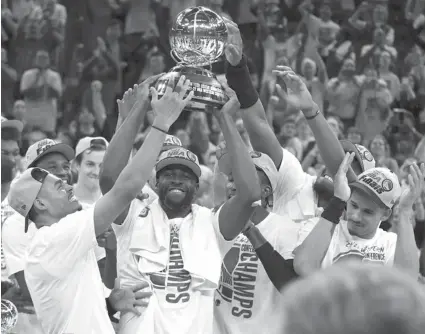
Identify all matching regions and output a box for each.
[2,212,25,236]
[376,228,397,243]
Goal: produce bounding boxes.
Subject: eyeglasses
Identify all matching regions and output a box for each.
[31,167,48,183]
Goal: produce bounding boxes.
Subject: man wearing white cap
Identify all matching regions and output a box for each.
[295,153,424,277]
[2,138,148,331]
[5,75,191,334]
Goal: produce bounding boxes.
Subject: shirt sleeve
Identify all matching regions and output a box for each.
[2,214,28,276]
[211,205,237,258]
[29,208,98,278]
[112,199,146,238]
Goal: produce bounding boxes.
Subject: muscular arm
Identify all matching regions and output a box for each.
[245,225,298,291]
[293,217,335,276]
[218,110,261,240]
[99,98,149,225]
[227,57,356,181]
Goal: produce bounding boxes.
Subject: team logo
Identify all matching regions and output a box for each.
[36,140,55,156]
[186,151,197,162]
[250,151,262,159]
[363,150,374,162]
[381,179,393,192]
[139,207,150,218]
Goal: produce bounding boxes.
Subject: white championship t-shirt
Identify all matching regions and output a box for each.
[321,220,397,267]
[213,211,300,334]
[24,208,114,334]
[272,147,318,221]
[113,200,234,334]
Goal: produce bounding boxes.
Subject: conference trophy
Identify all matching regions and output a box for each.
[155,6,229,112]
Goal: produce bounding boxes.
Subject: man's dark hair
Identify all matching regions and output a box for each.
[1,155,15,184]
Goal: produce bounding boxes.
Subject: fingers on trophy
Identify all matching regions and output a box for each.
[154,6,230,113]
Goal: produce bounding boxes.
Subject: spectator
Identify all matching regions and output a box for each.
[1,155,16,203]
[20,50,62,135]
[359,27,397,70]
[326,58,361,129]
[1,117,23,169]
[12,0,66,75]
[11,100,27,126]
[369,134,399,175]
[1,48,18,118]
[346,126,363,145]
[378,50,401,101]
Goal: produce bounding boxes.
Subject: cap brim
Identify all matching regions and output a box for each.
[340,140,364,172]
[1,120,24,133]
[349,182,388,208]
[28,143,75,168]
[156,158,201,178]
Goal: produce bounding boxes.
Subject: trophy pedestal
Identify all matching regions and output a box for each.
[155,66,229,112]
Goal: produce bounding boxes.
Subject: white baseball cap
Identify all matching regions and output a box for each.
[75,136,109,157]
[26,139,75,168]
[1,116,23,133]
[355,144,376,171]
[162,135,182,151]
[156,147,201,178]
[8,167,49,232]
[349,167,401,208]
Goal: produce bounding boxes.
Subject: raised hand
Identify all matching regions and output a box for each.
[272,66,317,114]
[150,75,194,131]
[117,73,164,122]
[398,163,425,212]
[108,278,152,316]
[334,152,355,201]
[212,84,240,120]
[223,17,243,66]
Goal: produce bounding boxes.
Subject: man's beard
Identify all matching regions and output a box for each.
[158,185,196,212]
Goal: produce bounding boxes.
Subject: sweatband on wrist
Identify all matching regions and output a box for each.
[106,297,116,318]
[225,55,259,109]
[321,196,346,224]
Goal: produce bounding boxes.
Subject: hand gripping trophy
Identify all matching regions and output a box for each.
[155,6,229,112]
[1,300,18,333]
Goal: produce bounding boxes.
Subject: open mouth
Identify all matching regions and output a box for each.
[168,188,185,195]
[68,191,77,202]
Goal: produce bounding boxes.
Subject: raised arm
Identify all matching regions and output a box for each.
[392,163,425,277]
[94,76,193,235]
[294,153,354,275]
[99,75,161,195]
[348,2,368,31]
[216,91,261,240]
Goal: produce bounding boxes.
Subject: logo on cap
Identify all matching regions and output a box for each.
[166,148,198,163]
[358,170,393,195]
[164,136,181,146]
[382,179,393,192]
[36,140,54,156]
[363,150,373,162]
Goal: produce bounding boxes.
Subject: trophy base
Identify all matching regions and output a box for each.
[154,66,229,112]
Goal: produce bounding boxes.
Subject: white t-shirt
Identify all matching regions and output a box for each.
[273,147,318,221]
[2,212,36,277]
[24,208,114,334]
[113,200,233,334]
[319,220,397,267]
[213,211,300,334]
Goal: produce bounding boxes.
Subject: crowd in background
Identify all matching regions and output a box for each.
[2,0,425,332]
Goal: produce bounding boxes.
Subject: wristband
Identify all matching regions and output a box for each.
[305,109,321,120]
[225,55,259,109]
[321,196,346,224]
[151,125,168,134]
[106,297,116,318]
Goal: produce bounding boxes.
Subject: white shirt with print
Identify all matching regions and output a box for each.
[213,211,300,334]
[322,220,397,267]
[24,208,114,334]
[112,199,233,334]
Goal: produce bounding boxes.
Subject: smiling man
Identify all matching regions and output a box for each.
[294,153,423,278]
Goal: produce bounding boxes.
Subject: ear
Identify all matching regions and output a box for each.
[33,198,47,212]
[262,185,272,198]
[382,208,392,221]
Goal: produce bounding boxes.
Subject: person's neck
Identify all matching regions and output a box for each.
[160,201,192,220]
[74,182,102,204]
